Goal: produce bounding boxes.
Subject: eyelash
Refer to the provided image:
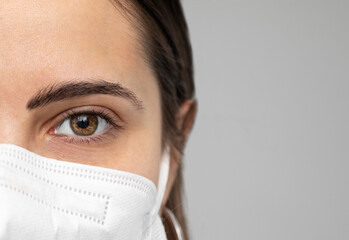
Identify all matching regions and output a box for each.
[51,107,123,145]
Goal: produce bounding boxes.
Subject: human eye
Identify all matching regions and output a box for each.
[49,106,123,145]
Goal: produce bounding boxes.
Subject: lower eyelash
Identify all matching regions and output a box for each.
[69,136,103,145]
[57,130,117,145]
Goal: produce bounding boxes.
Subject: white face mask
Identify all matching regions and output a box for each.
[0,144,169,240]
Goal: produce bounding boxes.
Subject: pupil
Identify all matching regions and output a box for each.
[76,115,90,129]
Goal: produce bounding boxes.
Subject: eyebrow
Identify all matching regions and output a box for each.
[26,78,145,110]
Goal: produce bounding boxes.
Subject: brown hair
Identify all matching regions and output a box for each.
[110,0,195,239]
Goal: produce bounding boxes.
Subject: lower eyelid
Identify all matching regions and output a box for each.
[49,125,118,146]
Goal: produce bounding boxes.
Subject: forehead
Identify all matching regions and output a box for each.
[0,0,148,90]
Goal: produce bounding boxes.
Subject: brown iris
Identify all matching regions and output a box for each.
[70,114,98,136]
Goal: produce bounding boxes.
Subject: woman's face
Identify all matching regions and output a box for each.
[0,0,163,184]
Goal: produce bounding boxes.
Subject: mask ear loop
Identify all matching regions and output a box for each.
[150,146,171,218]
[148,147,185,240]
[163,208,184,240]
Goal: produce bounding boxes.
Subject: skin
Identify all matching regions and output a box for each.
[0,0,196,209]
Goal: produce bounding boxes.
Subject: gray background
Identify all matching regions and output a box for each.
[182,0,349,239]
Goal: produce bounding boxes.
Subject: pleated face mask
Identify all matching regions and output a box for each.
[0,144,169,240]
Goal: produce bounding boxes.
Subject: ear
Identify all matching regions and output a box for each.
[160,99,198,211]
[176,99,198,141]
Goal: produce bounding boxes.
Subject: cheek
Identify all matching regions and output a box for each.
[112,77,163,185]
[113,92,163,185]
[112,60,164,185]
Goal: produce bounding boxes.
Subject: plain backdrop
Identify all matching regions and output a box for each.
[181,0,349,239]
